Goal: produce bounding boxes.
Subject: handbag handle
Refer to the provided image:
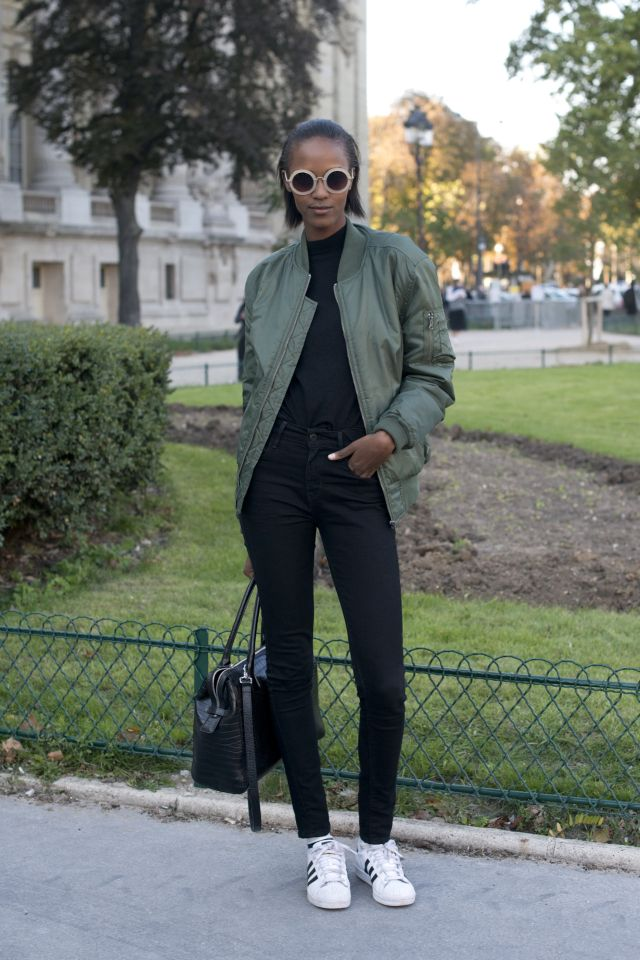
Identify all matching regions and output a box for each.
[220,577,260,671]
[245,589,260,678]
[226,578,262,831]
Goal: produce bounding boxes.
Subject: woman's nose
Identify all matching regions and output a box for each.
[311,177,329,198]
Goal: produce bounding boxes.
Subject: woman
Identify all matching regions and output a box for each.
[236,119,455,910]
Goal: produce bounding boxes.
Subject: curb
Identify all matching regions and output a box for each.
[2,770,640,874]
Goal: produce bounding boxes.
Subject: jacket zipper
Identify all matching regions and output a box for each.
[238,274,312,480]
[333,283,396,527]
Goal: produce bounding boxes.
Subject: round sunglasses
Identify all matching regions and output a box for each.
[282,167,354,196]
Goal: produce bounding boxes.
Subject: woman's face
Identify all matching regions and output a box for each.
[285,137,352,241]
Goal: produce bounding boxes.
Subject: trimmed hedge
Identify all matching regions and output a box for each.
[0,323,172,546]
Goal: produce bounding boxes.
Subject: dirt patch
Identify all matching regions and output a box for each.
[442,424,640,494]
[168,404,640,612]
[166,403,241,456]
[396,429,640,611]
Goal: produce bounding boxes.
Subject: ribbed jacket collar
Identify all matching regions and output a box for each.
[294,218,367,281]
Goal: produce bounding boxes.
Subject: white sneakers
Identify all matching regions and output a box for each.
[306,836,415,909]
[354,838,416,907]
[306,838,352,909]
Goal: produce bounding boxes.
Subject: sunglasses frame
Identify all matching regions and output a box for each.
[282,167,355,196]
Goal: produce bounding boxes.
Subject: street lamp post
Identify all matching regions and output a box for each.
[515,195,524,277]
[404,107,433,251]
[476,234,487,291]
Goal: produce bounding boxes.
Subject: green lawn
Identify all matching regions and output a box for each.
[9,442,638,668]
[451,365,640,461]
[169,383,242,407]
[9,363,639,663]
[169,364,640,461]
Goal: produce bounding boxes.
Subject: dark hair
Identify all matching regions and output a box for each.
[277,118,366,229]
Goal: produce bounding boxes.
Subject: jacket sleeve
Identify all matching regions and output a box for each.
[374,256,455,450]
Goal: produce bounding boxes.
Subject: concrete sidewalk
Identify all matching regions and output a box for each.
[451,326,640,354]
[2,792,639,960]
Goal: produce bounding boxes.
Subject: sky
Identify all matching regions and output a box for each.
[366,0,567,152]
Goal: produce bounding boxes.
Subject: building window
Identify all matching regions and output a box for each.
[165,263,176,300]
[32,265,41,289]
[100,266,106,288]
[9,112,23,185]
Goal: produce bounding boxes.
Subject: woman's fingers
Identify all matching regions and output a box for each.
[328,434,396,477]
[243,554,254,578]
[327,441,356,461]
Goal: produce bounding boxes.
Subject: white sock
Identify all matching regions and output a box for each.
[306,833,333,848]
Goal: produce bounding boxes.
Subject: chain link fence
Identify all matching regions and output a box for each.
[2,610,639,812]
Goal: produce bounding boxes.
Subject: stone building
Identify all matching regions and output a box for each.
[0,0,366,333]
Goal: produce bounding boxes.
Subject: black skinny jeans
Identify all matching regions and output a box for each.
[239,418,406,844]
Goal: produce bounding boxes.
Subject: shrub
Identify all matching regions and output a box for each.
[0,323,172,547]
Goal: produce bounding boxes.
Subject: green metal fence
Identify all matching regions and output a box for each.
[2,610,639,812]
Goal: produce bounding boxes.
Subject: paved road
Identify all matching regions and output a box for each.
[170,348,238,387]
[2,794,638,960]
[169,329,640,387]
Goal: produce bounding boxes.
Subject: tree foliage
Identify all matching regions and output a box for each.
[10,0,344,188]
[8,0,346,323]
[507,0,640,224]
[369,95,492,268]
[369,95,563,280]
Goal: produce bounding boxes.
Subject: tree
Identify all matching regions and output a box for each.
[8,0,345,325]
[487,151,562,279]
[507,0,640,226]
[369,94,497,270]
[369,93,582,284]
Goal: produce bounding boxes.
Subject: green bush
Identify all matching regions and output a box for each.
[0,323,172,546]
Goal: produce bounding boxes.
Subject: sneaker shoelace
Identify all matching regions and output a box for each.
[309,839,352,886]
[362,839,406,884]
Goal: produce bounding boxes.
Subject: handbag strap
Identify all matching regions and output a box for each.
[240,594,262,831]
[220,577,257,667]
[216,578,263,830]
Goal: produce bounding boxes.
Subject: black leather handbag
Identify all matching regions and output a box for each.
[191,578,324,831]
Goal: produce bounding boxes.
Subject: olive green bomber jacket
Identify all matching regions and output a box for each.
[236,219,456,524]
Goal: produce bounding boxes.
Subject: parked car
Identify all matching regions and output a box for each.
[540,284,579,301]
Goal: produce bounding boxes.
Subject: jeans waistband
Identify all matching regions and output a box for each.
[270,416,366,450]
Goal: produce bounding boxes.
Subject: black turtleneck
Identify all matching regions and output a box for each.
[279,223,364,431]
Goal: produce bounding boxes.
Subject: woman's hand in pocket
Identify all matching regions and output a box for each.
[328,430,395,478]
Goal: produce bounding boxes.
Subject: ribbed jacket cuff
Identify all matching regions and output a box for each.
[374,417,411,451]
